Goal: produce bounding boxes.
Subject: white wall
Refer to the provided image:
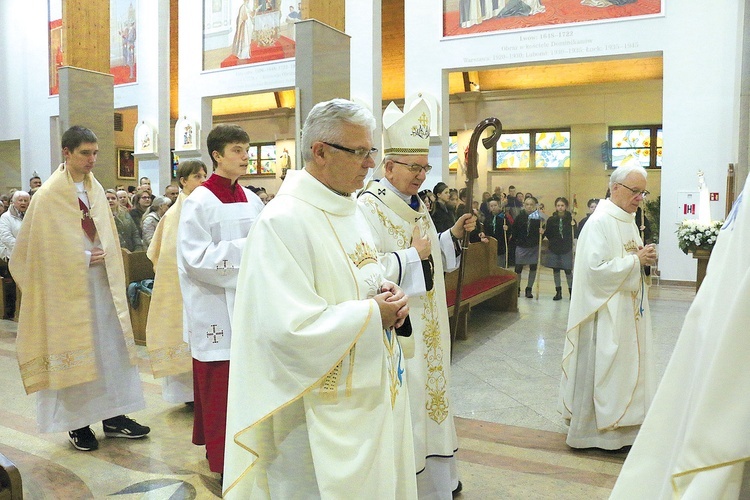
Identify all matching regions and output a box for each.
[405,0,747,282]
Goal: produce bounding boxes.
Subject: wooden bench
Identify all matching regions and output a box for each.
[445,238,518,340]
[121,249,154,346]
[0,452,22,500]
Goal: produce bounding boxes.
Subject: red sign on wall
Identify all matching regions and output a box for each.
[710,192,720,201]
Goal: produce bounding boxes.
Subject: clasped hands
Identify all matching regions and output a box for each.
[374,281,409,330]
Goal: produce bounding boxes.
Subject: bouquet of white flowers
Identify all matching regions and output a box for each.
[676,219,724,255]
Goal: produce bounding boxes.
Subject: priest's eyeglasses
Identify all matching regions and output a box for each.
[391,160,433,174]
[322,142,378,160]
[616,182,650,198]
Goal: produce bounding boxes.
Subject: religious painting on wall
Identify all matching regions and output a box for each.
[442,0,663,38]
[117,149,137,180]
[48,0,138,95]
[203,0,303,71]
[111,0,138,85]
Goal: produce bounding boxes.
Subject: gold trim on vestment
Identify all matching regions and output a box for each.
[363,198,409,248]
[19,347,97,381]
[421,288,448,424]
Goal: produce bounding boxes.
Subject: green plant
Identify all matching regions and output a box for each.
[644,196,660,244]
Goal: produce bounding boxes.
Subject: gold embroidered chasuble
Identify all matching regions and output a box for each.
[358,180,458,470]
[223,169,417,499]
[146,192,192,378]
[559,198,655,448]
[11,164,136,394]
[612,178,750,499]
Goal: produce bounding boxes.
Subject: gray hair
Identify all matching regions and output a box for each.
[301,99,376,163]
[11,190,29,202]
[609,163,647,188]
[146,195,170,215]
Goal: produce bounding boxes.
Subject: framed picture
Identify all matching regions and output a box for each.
[117,148,137,179]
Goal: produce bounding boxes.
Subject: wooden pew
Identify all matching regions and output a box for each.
[445,238,518,340]
[0,452,22,500]
[121,249,154,346]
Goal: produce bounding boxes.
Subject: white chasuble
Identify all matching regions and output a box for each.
[223,169,417,500]
[358,180,459,481]
[612,179,750,499]
[176,185,263,362]
[559,198,655,450]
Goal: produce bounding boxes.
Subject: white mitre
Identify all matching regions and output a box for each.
[382,99,431,156]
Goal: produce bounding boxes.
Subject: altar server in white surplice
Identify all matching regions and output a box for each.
[611,178,750,499]
[358,100,476,499]
[223,99,417,499]
[559,163,658,450]
[177,124,264,476]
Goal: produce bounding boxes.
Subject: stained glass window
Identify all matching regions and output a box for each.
[535,131,571,168]
[246,143,276,175]
[449,132,459,172]
[609,125,662,169]
[494,130,569,169]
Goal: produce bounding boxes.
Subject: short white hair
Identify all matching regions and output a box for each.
[11,190,29,202]
[610,163,647,188]
[301,99,376,163]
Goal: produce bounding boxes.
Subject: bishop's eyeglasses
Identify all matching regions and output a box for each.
[322,142,378,160]
[391,160,433,174]
[615,182,650,198]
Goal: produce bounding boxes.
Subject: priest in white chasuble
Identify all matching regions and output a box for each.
[358,100,475,499]
[177,124,265,476]
[611,178,750,499]
[559,163,658,450]
[223,99,417,499]
[145,160,207,404]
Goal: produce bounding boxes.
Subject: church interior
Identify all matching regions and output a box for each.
[1,0,749,497]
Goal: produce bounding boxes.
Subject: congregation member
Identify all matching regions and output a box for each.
[12,125,149,452]
[117,189,132,210]
[164,184,180,204]
[512,196,542,298]
[223,99,416,498]
[29,175,42,190]
[177,124,264,477]
[106,189,144,252]
[559,163,657,450]
[505,185,523,218]
[0,190,29,319]
[146,160,207,405]
[610,176,750,499]
[431,182,455,233]
[141,195,171,248]
[543,197,576,300]
[129,188,152,233]
[485,197,510,267]
[575,198,598,238]
[359,99,476,498]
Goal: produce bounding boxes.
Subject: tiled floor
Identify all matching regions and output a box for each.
[0,269,694,499]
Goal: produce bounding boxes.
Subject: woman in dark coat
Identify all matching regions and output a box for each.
[544,197,576,300]
[431,182,456,233]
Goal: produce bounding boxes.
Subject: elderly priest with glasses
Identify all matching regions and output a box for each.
[358,99,475,498]
[559,160,658,451]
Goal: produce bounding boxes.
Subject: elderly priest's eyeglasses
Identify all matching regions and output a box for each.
[322,142,378,160]
[391,160,433,174]
[616,182,650,198]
